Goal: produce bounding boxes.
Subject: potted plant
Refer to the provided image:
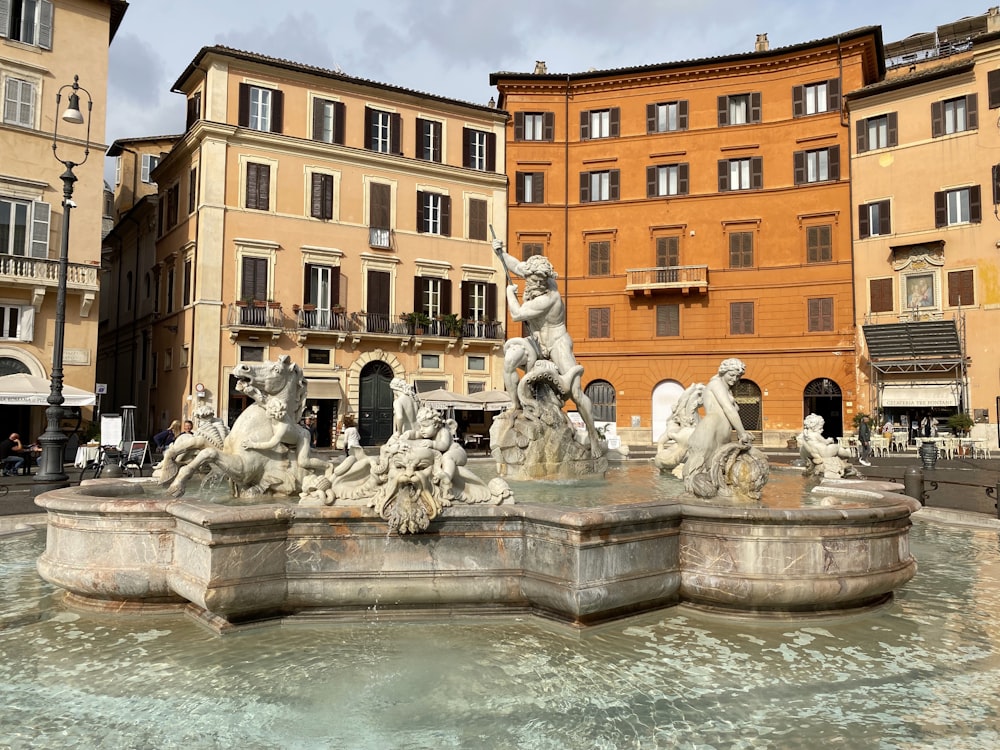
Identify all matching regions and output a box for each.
[440,313,464,337]
[402,311,431,334]
[946,412,974,437]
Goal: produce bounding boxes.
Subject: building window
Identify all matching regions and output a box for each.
[467,355,486,371]
[718,93,761,126]
[188,167,197,213]
[869,278,893,313]
[310,173,334,220]
[858,200,891,238]
[516,171,544,203]
[248,87,270,131]
[589,240,611,276]
[730,302,754,335]
[647,164,688,197]
[180,345,189,368]
[468,198,487,241]
[467,381,485,394]
[238,84,283,133]
[240,256,269,302]
[647,101,688,132]
[856,113,897,152]
[3,77,35,127]
[182,258,192,306]
[186,92,201,130]
[588,307,611,338]
[718,157,762,191]
[420,278,443,319]
[0,304,31,341]
[115,156,122,187]
[2,0,53,48]
[793,79,840,116]
[656,235,679,267]
[515,111,554,141]
[305,263,340,327]
[365,106,400,154]
[369,181,391,248]
[245,163,270,211]
[935,186,981,227]
[141,154,159,184]
[307,348,331,365]
[0,196,49,257]
[729,232,753,268]
[165,183,179,228]
[933,95,977,136]
[807,298,833,332]
[794,146,839,184]
[312,98,344,144]
[417,191,451,236]
[463,128,495,171]
[151,353,157,386]
[806,225,832,263]
[417,118,442,162]
[165,266,175,314]
[580,170,620,202]
[947,269,975,307]
[522,243,543,260]
[240,346,265,362]
[420,354,441,370]
[656,304,679,337]
[580,108,619,139]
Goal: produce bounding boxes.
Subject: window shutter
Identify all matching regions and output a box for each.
[515,172,525,203]
[258,165,270,211]
[792,85,804,117]
[0,0,8,39]
[887,112,898,147]
[18,306,34,341]
[333,101,346,144]
[858,204,870,239]
[413,277,424,313]
[303,263,313,303]
[416,191,426,232]
[827,78,840,111]
[870,278,893,313]
[486,283,498,320]
[580,172,590,202]
[750,156,763,189]
[970,184,982,223]
[609,107,620,137]
[330,266,341,307]
[441,279,453,314]
[879,200,891,236]
[487,132,497,171]
[717,96,728,126]
[31,201,49,258]
[370,182,390,230]
[543,112,554,140]
[38,0,53,50]
[367,270,390,316]
[750,92,762,123]
[934,191,947,227]
[238,83,250,127]
[440,195,451,236]
[189,167,197,213]
[312,99,326,141]
[990,69,1000,109]
[656,304,679,337]
[310,173,324,219]
[948,269,975,306]
[828,146,840,181]
[469,198,487,241]
[646,166,657,197]
[514,112,524,140]
[793,151,805,185]
[808,299,820,331]
[718,160,729,191]
[533,172,544,203]
[460,282,471,318]
[580,110,590,139]
[994,164,1000,205]
[186,93,201,130]
[246,164,258,209]
[856,119,868,153]
[678,100,688,130]
[390,113,402,155]
[609,170,620,200]
[678,163,689,195]
[931,101,944,137]
[967,94,978,130]
[270,89,284,133]
[364,106,373,149]
[241,257,268,301]
[462,127,471,167]
[646,103,656,133]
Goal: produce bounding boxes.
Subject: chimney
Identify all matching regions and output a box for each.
[989,7,1000,33]
[755,33,769,52]
[533,60,548,74]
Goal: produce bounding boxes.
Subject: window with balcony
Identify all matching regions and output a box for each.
[365,106,401,154]
[730,302,754,334]
[468,198,487,241]
[0,196,48,257]
[312,98,345,144]
[580,170,619,202]
[310,173,334,221]
[141,154,159,184]
[647,101,688,133]
[806,224,832,263]
[1,0,53,49]
[588,307,611,338]
[869,277,893,313]
[415,276,451,319]
[240,256,269,303]
[417,191,451,236]
[463,127,496,171]
[807,297,833,332]
[932,95,977,136]
[948,269,974,307]
[794,146,839,184]
[304,263,340,328]
[589,240,611,276]
[856,113,897,152]
[516,171,544,203]
[647,164,688,197]
[245,162,270,211]
[935,186,981,227]
[580,108,619,139]
[416,118,442,162]
[729,232,753,268]
[369,181,391,248]
[718,157,762,191]
[515,111,554,141]
[461,280,496,327]
[238,83,283,133]
[718,93,761,126]
[3,76,35,127]
[858,200,891,238]
[0,304,32,341]
[792,79,840,116]
[522,243,544,260]
[656,304,679,337]
[656,236,679,268]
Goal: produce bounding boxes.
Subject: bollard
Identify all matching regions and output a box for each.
[904,466,924,506]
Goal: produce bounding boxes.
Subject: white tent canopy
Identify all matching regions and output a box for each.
[418,388,482,410]
[0,373,96,406]
[469,389,512,411]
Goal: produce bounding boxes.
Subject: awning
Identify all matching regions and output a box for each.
[880,383,959,408]
[0,373,96,406]
[307,379,343,400]
[419,389,482,410]
[469,389,512,411]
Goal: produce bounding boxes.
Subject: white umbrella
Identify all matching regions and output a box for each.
[469,389,512,411]
[417,388,481,410]
[0,373,96,406]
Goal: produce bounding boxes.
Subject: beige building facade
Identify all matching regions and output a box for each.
[152,46,508,445]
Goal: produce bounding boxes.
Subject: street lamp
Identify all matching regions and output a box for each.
[35,76,93,490]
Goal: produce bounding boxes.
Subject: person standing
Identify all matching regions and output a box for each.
[341,414,361,457]
[858,415,872,467]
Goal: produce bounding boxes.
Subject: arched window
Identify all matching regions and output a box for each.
[733,379,763,431]
[584,379,616,423]
[803,378,843,437]
[0,357,30,377]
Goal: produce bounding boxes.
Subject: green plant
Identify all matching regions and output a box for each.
[851,412,872,430]
[440,313,464,337]
[946,412,974,434]
[402,311,431,332]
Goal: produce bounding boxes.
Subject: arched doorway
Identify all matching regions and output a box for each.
[734,379,763,432]
[0,356,35,442]
[803,378,843,437]
[651,380,685,443]
[584,379,616,424]
[359,360,393,445]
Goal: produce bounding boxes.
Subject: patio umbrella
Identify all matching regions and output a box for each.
[469,389,512,411]
[0,373,96,406]
[417,388,482,410]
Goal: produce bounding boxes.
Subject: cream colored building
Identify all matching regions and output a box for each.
[152,46,508,445]
[0,0,126,439]
[849,9,1000,443]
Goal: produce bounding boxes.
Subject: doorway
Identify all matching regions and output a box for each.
[803,378,843,437]
[359,360,393,445]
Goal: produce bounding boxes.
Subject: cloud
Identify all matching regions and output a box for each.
[108,32,167,107]
[215,12,338,70]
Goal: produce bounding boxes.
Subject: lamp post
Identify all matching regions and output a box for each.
[35,76,92,490]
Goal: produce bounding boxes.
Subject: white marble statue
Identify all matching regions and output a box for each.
[653,383,705,475]
[798,413,857,479]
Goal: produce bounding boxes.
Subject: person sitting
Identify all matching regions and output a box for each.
[0,433,25,476]
[153,420,181,452]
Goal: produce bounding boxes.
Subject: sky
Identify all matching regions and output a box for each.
[103,0,993,182]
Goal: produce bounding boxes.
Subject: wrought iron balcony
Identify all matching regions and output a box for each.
[226,301,283,342]
[625,265,709,295]
[369,227,391,249]
[289,306,505,344]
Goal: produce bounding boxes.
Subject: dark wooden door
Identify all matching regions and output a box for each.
[359,360,393,445]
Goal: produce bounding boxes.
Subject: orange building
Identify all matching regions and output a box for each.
[492,30,885,445]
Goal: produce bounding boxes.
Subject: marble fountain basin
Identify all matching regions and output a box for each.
[34,471,919,633]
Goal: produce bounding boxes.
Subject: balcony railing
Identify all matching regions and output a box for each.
[369,227,391,249]
[290,306,505,341]
[0,255,99,290]
[226,302,283,328]
[625,265,709,294]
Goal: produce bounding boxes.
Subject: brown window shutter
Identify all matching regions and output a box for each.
[330,266,341,306]
[678,100,688,130]
[441,279,453,314]
[870,278,893,313]
[310,173,324,218]
[792,85,804,117]
[808,299,820,331]
[750,92,762,123]
[515,172,525,203]
[646,166,657,197]
[487,132,497,171]
[416,190,426,232]
[312,98,326,141]
[246,164,258,209]
[646,103,656,133]
[858,204,870,239]
[580,110,590,139]
[609,170,620,200]
[390,113,402,155]
[270,89,283,133]
[460,282,471,318]
[828,78,841,112]
[514,112,524,140]
[367,270,390,316]
[303,263,313,303]
[750,156,763,189]
[948,269,975,306]
[370,182,390,229]
[990,69,1000,109]
[186,93,201,130]
[656,304,679,337]
[258,165,270,211]
[441,195,451,236]
[333,102,346,144]
[717,95,728,126]
[829,146,840,181]
[879,200,891,235]
[364,106,373,149]
[887,112,898,147]
[543,112,555,140]
[238,83,250,127]
[970,184,982,223]
[856,119,868,153]
[718,160,729,191]
[462,127,471,167]
[610,107,620,137]
[242,257,268,301]
[469,199,487,241]
[580,172,590,202]
[678,163,689,195]
[931,101,944,137]
[934,191,947,227]
[533,172,545,203]
[967,94,978,129]
[793,151,805,185]
[413,277,424,313]
[994,165,1000,205]
[486,283,498,320]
